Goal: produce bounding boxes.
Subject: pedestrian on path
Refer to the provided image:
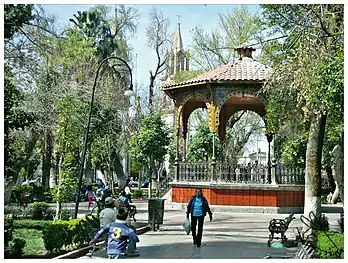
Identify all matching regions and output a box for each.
[186,188,213,247]
[85,185,95,210]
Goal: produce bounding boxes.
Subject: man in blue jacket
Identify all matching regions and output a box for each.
[186,188,213,247]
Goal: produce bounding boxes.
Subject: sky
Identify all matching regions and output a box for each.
[42,4,260,86]
[42,4,268,157]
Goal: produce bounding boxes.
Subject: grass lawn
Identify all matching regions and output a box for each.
[13,228,48,257]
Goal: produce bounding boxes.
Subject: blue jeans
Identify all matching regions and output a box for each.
[128,238,136,252]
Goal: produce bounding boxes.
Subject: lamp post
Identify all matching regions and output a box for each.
[74,56,134,219]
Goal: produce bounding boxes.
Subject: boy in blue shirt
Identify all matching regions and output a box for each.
[89,208,139,259]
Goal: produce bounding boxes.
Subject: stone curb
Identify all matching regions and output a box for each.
[54,224,151,259]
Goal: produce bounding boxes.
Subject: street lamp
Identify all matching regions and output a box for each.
[74,56,134,219]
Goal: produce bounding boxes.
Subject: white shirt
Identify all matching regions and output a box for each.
[125,186,131,195]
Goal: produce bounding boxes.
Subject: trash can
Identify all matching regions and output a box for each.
[148,198,166,231]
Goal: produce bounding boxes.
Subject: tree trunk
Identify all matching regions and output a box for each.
[42,129,53,192]
[332,133,344,205]
[303,112,327,234]
[113,152,126,189]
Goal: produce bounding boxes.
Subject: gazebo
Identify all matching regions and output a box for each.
[162,44,305,213]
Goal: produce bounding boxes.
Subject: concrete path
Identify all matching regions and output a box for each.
[79,209,342,259]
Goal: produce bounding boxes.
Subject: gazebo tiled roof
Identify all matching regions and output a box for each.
[163,56,273,89]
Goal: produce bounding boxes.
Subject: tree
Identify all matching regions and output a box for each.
[190,5,263,70]
[222,111,265,165]
[146,7,171,110]
[188,121,221,162]
[4,4,34,39]
[129,112,170,197]
[173,69,204,83]
[261,4,344,234]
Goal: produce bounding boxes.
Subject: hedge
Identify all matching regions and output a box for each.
[42,214,100,253]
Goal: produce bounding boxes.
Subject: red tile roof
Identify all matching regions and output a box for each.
[162,57,273,89]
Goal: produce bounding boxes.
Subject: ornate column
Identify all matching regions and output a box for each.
[266,134,274,184]
[211,132,217,182]
[174,107,181,182]
[182,133,187,162]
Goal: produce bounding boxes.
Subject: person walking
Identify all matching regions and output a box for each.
[186,188,213,247]
[85,185,95,210]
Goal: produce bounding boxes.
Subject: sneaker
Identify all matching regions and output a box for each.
[127,250,140,257]
[197,244,201,248]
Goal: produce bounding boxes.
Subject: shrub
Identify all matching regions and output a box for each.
[310,213,329,231]
[133,189,144,198]
[26,202,50,220]
[13,219,53,231]
[9,238,27,258]
[60,208,74,220]
[42,215,100,253]
[317,231,344,259]
[4,205,23,219]
[11,185,33,204]
[42,221,71,252]
[5,218,14,248]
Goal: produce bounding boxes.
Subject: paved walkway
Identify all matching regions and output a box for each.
[79,209,342,259]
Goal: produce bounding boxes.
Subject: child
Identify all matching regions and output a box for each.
[89,208,139,259]
[85,185,94,210]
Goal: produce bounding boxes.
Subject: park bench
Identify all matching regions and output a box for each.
[264,242,316,259]
[267,212,295,247]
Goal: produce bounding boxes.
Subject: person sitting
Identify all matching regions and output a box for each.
[90,208,140,259]
[99,197,117,228]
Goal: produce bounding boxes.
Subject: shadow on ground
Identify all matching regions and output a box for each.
[90,239,289,259]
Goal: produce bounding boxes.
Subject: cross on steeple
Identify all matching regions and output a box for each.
[176,13,181,24]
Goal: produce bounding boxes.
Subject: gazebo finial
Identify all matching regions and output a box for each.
[234,43,256,59]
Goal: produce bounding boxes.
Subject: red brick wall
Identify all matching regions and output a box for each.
[172,187,304,207]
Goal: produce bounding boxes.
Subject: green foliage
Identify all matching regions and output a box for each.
[13,219,53,231]
[310,214,329,231]
[42,216,98,253]
[4,205,23,219]
[317,231,344,259]
[5,218,14,248]
[11,185,33,202]
[4,4,34,39]
[280,133,308,166]
[173,70,204,83]
[188,121,221,162]
[129,112,170,172]
[26,202,50,220]
[132,189,144,198]
[9,238,27,258]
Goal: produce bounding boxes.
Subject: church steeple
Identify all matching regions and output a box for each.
[162,17,190,84]
[173,22,184,54]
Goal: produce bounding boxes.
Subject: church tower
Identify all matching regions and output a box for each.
[163,21,190,85]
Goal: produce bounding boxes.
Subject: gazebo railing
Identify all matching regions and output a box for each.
[218,163,267,184]
[174,161,305,185]
[276,164,305,185]
[178,162,210,182]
